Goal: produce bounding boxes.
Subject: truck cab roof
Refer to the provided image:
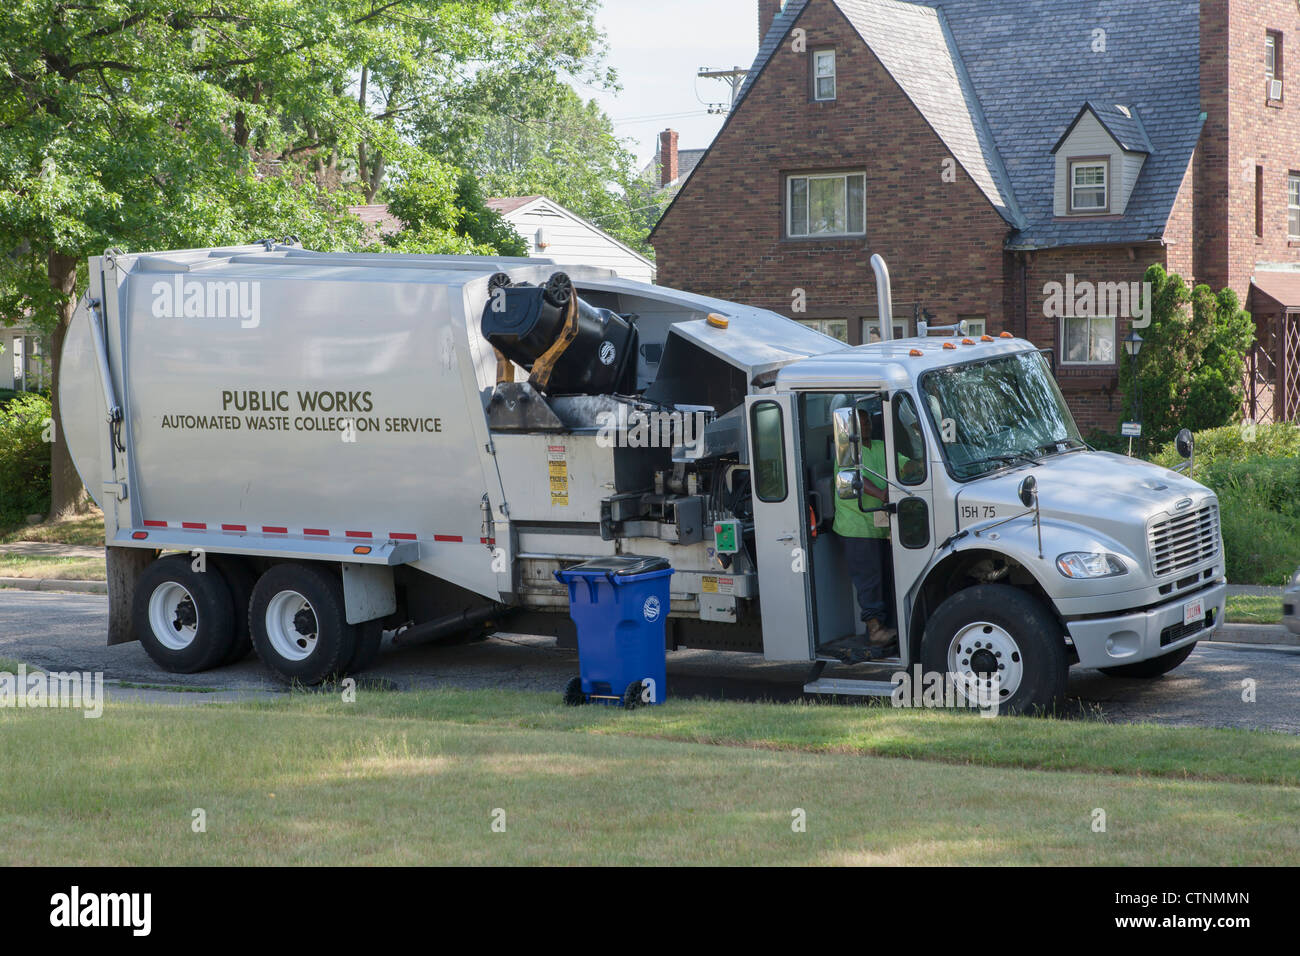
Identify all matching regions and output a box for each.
[776,334,1038,391]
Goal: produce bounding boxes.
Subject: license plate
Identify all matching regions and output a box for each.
[1183,598,1205,626]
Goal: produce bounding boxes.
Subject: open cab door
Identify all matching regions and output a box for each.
[745,394,815,661]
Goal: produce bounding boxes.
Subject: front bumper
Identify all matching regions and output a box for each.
[1283,587,1300,635]
[1065,580,1226,669]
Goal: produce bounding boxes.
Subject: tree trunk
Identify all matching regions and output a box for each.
[47,250,85,519]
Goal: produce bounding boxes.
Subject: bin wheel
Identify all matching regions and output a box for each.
[622,680,644,710]
[563,676,586,707]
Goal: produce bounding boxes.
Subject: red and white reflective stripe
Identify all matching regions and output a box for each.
[138,522,467,542]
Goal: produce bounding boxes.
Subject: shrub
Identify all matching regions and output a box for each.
[1177,454,1300,585]
[1121,265,1255,451]
[1150,422,1300,469]
[0,392,52,525]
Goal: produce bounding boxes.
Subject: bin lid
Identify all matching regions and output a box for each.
[560,555,671,577]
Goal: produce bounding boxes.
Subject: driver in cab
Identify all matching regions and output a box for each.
[834,404,897,649]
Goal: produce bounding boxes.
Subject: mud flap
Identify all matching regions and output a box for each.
[106,546,155,645]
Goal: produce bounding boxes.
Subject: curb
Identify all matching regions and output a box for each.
[1211,623,1298,647]
[0,577,107,595]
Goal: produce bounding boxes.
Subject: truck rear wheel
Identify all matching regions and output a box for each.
[346,620,384,675]
[249,563,356,686]
[920,584,1068,716]
[210,555,257,665]
[1099,642,1196,678]
[134,554,236,673]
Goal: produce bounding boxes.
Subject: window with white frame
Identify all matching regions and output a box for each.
[864,317,908,342]
[1062,315,1116,365]
[787,172,865,237]
[796,318,849,342]
[1289,173,1300,237]
[813,49,836,101]
[960,316,987,337]
[1069,159,1109,213]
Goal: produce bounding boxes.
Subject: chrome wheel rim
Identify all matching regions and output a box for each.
[265,590,318,662]
[947,621,1023,703]
[148,581,199,651]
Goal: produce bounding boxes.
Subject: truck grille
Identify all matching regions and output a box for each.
[1148,504,1219,577]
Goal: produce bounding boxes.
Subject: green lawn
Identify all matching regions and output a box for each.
[1225,593,1284,624]
[0,688,1295,865]
[0,508,105,546]
[0,554,106,581]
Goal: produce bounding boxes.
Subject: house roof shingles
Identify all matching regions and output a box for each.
[733,0,1203,251]
[1053,101,1155,156]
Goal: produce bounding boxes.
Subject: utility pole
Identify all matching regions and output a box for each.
[696,66,749,115]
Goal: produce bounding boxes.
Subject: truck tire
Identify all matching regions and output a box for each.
[920,584,1068,716]
[563,676,586,706]
[1099,642,1197,678]
[346,620,384,675]
[210,555,257,665]
[249,563,357,686]
[133,554,236,673]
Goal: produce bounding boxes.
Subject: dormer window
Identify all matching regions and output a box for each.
[1069,159,1109,213]
[1052,103,1148,218]
[813,49,836,101]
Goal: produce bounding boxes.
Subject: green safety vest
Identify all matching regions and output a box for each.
[833,440,891,540]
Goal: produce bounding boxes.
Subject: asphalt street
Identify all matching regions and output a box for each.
[2,589,1297,732]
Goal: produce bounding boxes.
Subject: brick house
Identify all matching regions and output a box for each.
[651,0,1300,431]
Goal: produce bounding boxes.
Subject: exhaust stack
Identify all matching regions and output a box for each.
[870,254,893,342]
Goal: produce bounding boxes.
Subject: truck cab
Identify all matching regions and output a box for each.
[745,334,1225,713]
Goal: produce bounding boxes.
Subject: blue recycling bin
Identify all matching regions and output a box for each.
[554,556,673,708]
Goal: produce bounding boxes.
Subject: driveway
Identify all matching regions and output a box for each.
[2,589,1297,732]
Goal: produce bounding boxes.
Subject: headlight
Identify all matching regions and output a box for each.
[1056,552,1127,578]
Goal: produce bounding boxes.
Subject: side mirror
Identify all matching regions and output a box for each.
[1175,428,1194,461]
[835,468,860,500]
[832,407,860,468]
[1018,474,1038,508]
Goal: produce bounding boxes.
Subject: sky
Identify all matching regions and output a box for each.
[578,0,761,170]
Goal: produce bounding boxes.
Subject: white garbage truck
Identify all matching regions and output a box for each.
[58,242,1226,713]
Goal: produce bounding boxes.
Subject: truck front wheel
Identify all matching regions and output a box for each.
[249,563,357,685]
[920,584,1068,716]
[133,554,236,673]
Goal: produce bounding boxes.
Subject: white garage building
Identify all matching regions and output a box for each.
[486,195,656,284]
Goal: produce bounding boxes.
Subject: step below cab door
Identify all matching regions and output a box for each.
[745,394,815,661]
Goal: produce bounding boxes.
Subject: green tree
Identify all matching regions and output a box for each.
[421,20,662,256]
[0,0,606,516]
[380,164,527,255]
[1120,264,1256,450]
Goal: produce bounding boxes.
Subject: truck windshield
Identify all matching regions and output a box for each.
[920,351,1083,480]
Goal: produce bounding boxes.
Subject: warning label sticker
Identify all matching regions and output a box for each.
[548,444,568,507]
[701,575,735,595]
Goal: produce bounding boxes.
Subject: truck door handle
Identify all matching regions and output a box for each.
[776,533,796,542]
